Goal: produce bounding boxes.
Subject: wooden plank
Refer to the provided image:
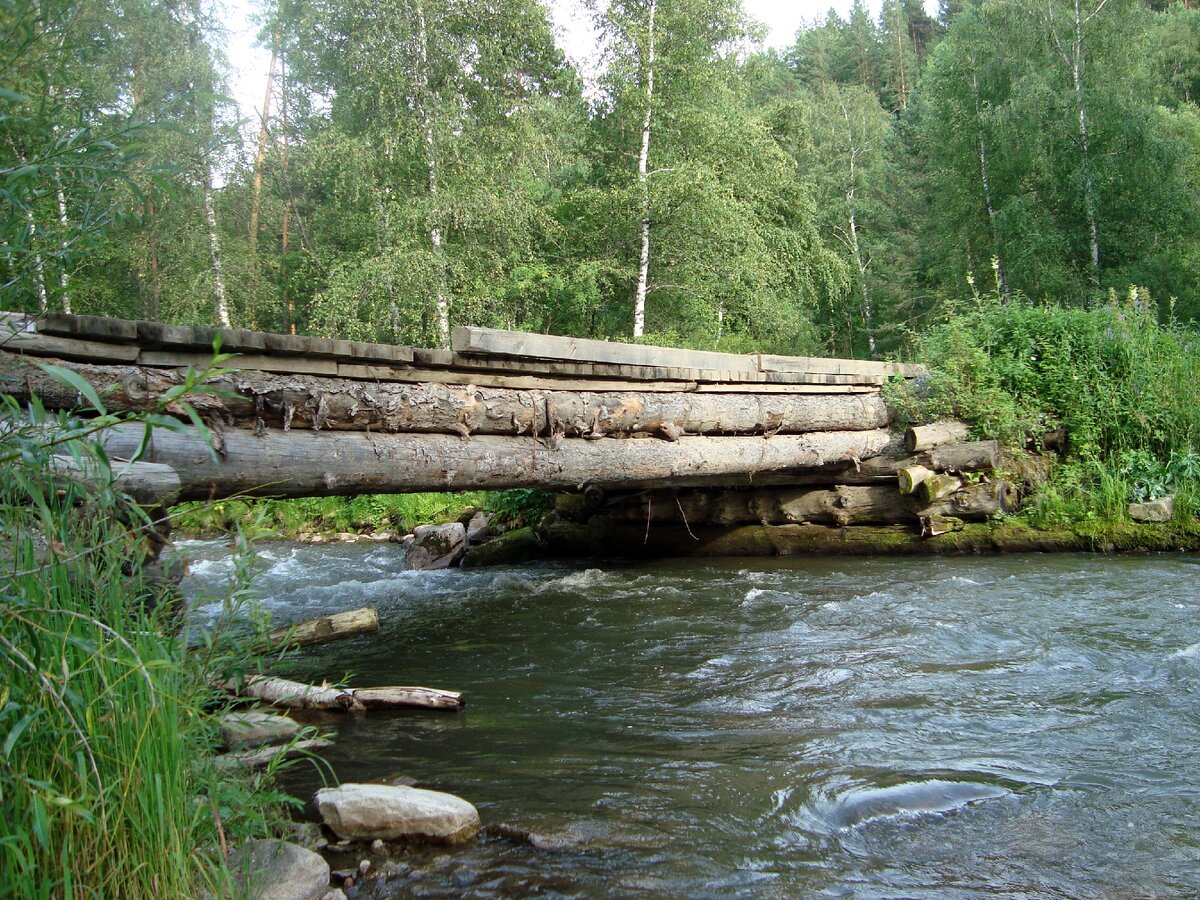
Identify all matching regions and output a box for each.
[138,349,340,376]
[0,328,141,362]
[38,312,138,342]
[413,347,455,366]
[757,353,926,379]
[453,326,760,373]
[336,362,700,393]
[695,383,878,395]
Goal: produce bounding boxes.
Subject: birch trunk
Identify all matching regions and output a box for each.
[1072,0,1101,280]
[971,69,1009,300]
[54,176,71,313]
[202,168,231,327]
[414,0,450,348]
[25,206,48,314]
[838,97,875,355]
[633,0,656,339]
[248,36,279,259]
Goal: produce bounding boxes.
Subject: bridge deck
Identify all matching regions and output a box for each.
[0,311,922,502]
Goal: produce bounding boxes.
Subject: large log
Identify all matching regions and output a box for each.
[91,424,892,501]
[265,606,379,650]
[859,441,1001,479]
[0,351,889,437]
[606,480,1018,526]
[221,675,464,712]
[905,420,970,453]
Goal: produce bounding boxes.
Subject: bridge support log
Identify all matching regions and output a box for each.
[605,481,1017,527]
[0,351,887,437]
[92,423,891,501]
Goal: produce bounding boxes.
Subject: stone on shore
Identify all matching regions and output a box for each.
[227,839,330,900]
[1129,495,1174,523]
[405,523,466,570]
[220,710,302,749]
[315,783,481,844]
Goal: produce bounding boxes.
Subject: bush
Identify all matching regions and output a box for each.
[890,289,1200,524]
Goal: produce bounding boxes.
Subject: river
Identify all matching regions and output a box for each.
[185,541,1200,897]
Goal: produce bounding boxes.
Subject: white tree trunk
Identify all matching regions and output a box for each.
[415,0,450,349]
[202,169,231,327]
[633,0,656,339]
[54,176,71,313]
[248,36,279,258]
[838,98,875,356]
[1072,0,1101,279]
[972,70,1009,300]
[25,206,48,313]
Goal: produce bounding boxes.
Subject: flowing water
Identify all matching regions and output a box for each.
[186,541,1200,897]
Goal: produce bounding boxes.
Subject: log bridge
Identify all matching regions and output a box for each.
[0,311,1015,542]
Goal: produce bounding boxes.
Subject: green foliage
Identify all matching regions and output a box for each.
[0,381,289,896]
[175,492,492,538]
[487,489,554,529]
[892,289,1200,525]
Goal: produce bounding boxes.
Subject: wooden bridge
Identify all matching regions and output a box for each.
[0,311,925,505]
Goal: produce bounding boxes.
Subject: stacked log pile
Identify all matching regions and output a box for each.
[556,422,1027,556]
[0,313,919,504]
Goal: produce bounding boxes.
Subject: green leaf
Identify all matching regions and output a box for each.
[31,363,107,416]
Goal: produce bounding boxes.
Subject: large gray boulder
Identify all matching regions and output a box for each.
[315,783,480,844]
[220,711,302,749]
[405,523,466,570]
[1129,495,1174,523]
[227,839,330,900]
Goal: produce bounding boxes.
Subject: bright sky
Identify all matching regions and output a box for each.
[219,0,889,142]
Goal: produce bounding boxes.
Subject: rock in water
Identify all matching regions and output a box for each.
[1129,495,1174,523]
[227,839,330,900]
[831,780,1008,829]
[405,523,467,570]
[220,711,302,749]
[466,511,490,546]
[315,783,481,844]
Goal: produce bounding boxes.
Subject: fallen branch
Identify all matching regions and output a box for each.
[265,606,380,650]
[219,675,464,712]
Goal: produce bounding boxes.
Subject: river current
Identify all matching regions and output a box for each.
[185,541,1200,898]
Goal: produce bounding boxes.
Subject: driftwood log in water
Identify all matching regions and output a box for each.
[0,350,888,437]
[265,606,380,650]
[221,675,465,712]
[90,423,892,501]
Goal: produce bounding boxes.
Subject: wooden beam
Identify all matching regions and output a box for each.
[756,353,926,378]
[453,326,761,373]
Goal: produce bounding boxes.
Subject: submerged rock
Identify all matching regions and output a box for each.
[227,839,330,900]
[830,779,1008,829]
[405,523,466,570]
[315,783,481,844]
[219,710,301,749]
[1129,495,1174,523]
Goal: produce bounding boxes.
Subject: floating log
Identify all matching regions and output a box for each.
[265,606,380,650]
[216,737,333,770]
[91,423,892,501]
[221,676,465,712]
[0,351,889,437]
[905,420,970,453]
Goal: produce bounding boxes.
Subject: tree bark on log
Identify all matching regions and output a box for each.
[898,465,932,495]
[0,351,889,437]
[91,423,892,501]
[49,456,181,505]
[858,441,1000,477]
[916,473,963,504]
[905,420,970,453]
[265,606,379,650]
[605,480,1017,526]
[220,675,464,712]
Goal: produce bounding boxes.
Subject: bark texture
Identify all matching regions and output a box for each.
[93,423,892,500]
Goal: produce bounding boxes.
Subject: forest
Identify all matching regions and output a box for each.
[4,0,1199,358]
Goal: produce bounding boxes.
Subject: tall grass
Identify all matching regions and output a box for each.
[0,381,284,897]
